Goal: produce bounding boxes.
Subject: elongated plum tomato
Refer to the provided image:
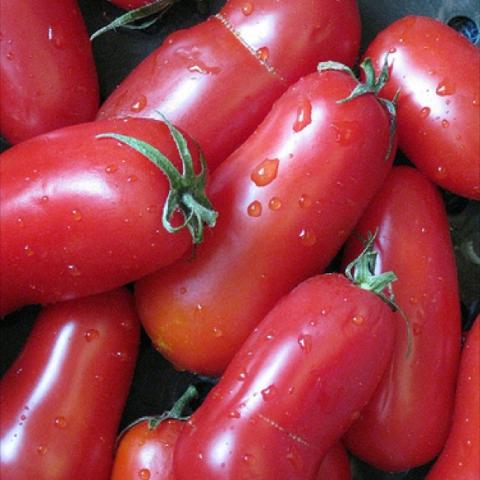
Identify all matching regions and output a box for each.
[135,61,396,376]
[342,166,462,471]
[98,0,361,169]
[0,289,140,480]
[364,15,480,199]
[0,0,99,144]
[427,317,480,480]
[0,117,216,317]
[172,247,397,479]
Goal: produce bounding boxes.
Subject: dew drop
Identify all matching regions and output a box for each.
[268,197,282,210]
[146,204,157,214]
[84,329,99,342]
[435,165,447,179]
[247,200,262,217]
[436,79,456,96]
[130,95,147,113]
[293,98,312,132]
[127,175,138,183]
[441,119,450,128]
[20,415,26,421]
[40,195,49,204]
[298,194,312,208]
[105,164,118,174]
[388,47,397,53]
[352,314,365,326]
[138,469,151,480]
[54,416,67,428]
[24,245,35,257]
[37,445,48,456]
[72,209,83,221]
[242,2,254,15]
[251,158,279,186]
[409,296,418,305]
[261,385,277,401]
[6,51,14,61]
[419,106,431,119]
[331,121,359,145]
[298,227,317,246]
[17,217,25,228]
[238,371,247,381]
[256,46,269,61]
[228,410,241,419]
[67,264,81,277]
[242,453,256,463]
[297,334,312,353]
[213,326,223,337]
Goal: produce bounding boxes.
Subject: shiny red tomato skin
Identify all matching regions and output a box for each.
[342,166,462,471]
[316,443,351,480]
[364,15,480,199]
[0,0,99,144]
[111,417,183,480]
[98,0,361,169]
[0,118,200,317]
[136,68,395,376]
[427,317,480,480]
[0,289,140,480]
[172,274,396,479]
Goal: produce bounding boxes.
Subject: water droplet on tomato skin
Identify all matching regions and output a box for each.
[293,99,312,132]
[84,329,99,342]
[268,197,282,210]
[228,410,241,419]
[441,119,450,128]
[54,416,67,428]
[242,453,256,464]
[331,121,359,145]
[298,194,312,208]
[72,209,83,221]
[256,46,269,61]
[130,95,147,113]
[105,164,118,174]
[352,314,365,326]
[297,334,312,353]
[24,245,35,257]
[419,106,431,119]
[138,468,151,480]
[40,195,49,204]
[435,165,447,179]
[37,445,48,456]
[242,2,254,15]
[436,79,456,96]
[67,264,81,277]
[247,200,262,217]
[298,227,317,247]
[251,158,279,186]
[261,385,277,401]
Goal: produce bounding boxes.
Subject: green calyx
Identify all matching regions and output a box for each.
[317,57,398,162]
[96,116,217,244]
[345,231,412,356]
[90,0,177,41]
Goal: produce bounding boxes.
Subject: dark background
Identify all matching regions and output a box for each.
[1,1,479,478]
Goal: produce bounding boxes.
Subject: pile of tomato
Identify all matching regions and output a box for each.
[0,1,478,479]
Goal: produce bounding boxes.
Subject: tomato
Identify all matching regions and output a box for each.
[109,0,155,9]
[0,0,99,144]
[172,269,396,479]
[364,15,480,199]
[0,117,216,317]
[97,0,361,169]
[341,166,462,471]
[0,289,140,480]
[316,443,351,480]
[427,316,480,480]
[136,61,396,376]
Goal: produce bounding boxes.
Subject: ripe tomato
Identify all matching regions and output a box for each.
[0,0,99,144]
[427,316,480,480]
[316,443,351,480]
[172,271,396,479]
[98,0,361,169]
[364,15,480,199]
[341,166,462,471]
[136,62,396,376]
[0,117,215,317]
[0,289,140,480]
[109,0,156,9]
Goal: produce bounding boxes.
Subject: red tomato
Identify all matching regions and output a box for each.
[136,64,396,376]
[0,289,140,480]
[0,117,215,317]
[0,0,99,144]
[341,166,462,471]
[172,272,396,479]
[316,443,351,480]
[98,0,361,169]
[364,15,480,199]
[109,0,155,9]
[427,317,480,480]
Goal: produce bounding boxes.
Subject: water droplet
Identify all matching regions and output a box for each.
[473,98,479,107]
[388,47,397,53]
[17,217,25,228]
[298,194,312,208]
[37,445,47,456]
[247,200,262,217]
[435,165,447,179]
[251,158,279,186]
[293,98,312,132]
[67,264,81,277]
[40,195,49,204]
[409,296,418,305]
[127,175,138,183]
[352,314,365,326]
[72,209,82,221]
[84,329,99,342]
[105,164,118,174]
[130,95,147,113]
[242,2,254,15]
[6,51,14,61]
[331,121,359,145]
[268,197,282,210]
[256,46,269,61]
[213,326,223,337]
[265,331,275,340]
[436,79,456,96]
[441,119,450,128]
[54,416,67,428]
[238,371,247,381]
[20,414,26,421]
[138,469,151,480]
[24,245,35,257]
[297,334,312,353]
[298,227,317,246]
[419,106,431,119]
[261,385,277,401]
[228,410,241,419]
[242,453,256,463]
[146,204,157,214]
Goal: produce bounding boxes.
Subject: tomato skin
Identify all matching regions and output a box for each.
[109,0,153,9]
[98,0,361,169]
[0,118,202,317]
[136,67,395,376]
[427,317,480,480]
[0,289,140,480]
[364,15,480,199]
[111,417,183,480]
[172,274,395,479]
[342,166,462,471]
[316,443,351,480]
[0,0,99,144]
